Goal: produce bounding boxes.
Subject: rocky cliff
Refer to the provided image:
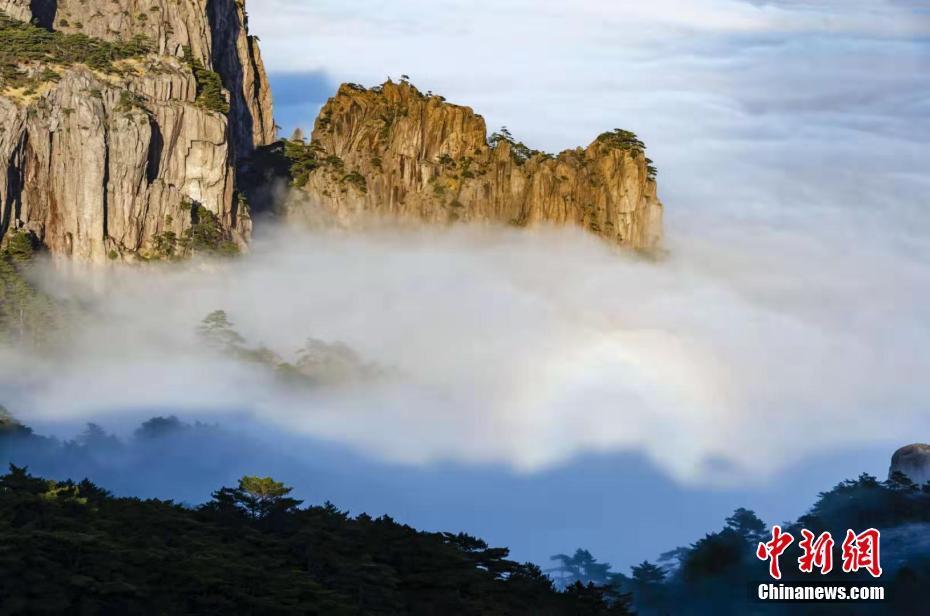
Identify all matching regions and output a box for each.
[0,0,274,262]
[286,81,663,250]
[890,444,930,487]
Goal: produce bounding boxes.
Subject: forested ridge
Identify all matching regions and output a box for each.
[2,414,930,613]
[4,413,930,613]
[0,463,631,615]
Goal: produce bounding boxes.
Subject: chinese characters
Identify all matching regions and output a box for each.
[756,527,881,579]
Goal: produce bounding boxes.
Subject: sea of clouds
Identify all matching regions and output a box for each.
[1,0,927,487]
[1,206,926,485]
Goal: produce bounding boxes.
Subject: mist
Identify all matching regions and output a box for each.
[241,0,929,493]
[1,202,926,486]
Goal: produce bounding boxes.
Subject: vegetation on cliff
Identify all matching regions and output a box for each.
[150,202,240,260]
[0,14,150,89]
[0,232,63,349]
[283,138,324,187]
[183,46,230,115]
[596,129,658,180]
[197,309,377,386]
[281,136,368,195]
[489,126,550,166]
[188,203,240,256]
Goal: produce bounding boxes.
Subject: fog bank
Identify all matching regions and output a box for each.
[1,211,926,484]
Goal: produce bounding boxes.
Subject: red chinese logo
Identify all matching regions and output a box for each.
[756,525,794,580]
[841,528,883,578]
[798,530,834,574]
[757,527,882,579]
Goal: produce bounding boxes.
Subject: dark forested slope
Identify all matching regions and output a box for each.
[0,462,631,615]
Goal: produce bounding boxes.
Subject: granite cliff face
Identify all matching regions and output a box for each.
[0,0,274,262]
[890,444,930,487]
[287,81,663,250]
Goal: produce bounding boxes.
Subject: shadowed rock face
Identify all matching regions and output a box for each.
[890,444,930,486]
[0,0,274,262]
[287,81,663,251]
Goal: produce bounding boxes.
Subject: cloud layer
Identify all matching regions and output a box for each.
[252,0,929,151]
[2,212,926,484]
[1,0,926,488]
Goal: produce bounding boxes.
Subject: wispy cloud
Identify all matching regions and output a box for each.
[249,1,929,212]
[2,213,926,484]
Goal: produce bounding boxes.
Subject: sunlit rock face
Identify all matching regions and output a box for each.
[287,81,663,252]
[889,444,930,486]
[0,0,31,23]
[0,0,274,262]
[33,0,276,158]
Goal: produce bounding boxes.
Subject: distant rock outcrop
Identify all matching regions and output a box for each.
[286,81,663,251]
[0,0,274,262]
[889,444,930,486]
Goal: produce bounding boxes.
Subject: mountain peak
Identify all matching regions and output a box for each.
[285,80,663,250]
[890,444,930,486]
